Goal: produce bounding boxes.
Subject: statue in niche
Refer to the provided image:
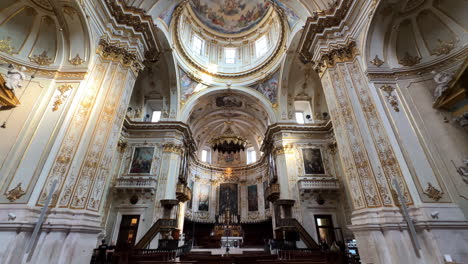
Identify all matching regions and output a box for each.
[5,65,27,93]
[432,71,453,101]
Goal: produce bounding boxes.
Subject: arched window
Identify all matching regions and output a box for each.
[247,147,257,164]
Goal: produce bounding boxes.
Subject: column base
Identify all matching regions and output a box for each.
[349,207,468,264]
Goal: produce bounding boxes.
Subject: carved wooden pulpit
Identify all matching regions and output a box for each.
[0,74,20,110]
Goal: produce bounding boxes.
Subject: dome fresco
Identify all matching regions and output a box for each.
[189,0,271,34]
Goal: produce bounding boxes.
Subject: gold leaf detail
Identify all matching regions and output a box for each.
[431,39,456,56]
[4,183,26,202]
[52,84,73,111]
[70,54,84,66]
[380,85,400,112]
[398,52,421,67]
[370,55,384,67]
[30,51,53,66]
[423,183,443,201]
[0,37,14,54]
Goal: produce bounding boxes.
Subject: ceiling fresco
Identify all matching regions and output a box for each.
[189,0,271,34]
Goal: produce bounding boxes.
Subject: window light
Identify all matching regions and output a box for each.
[225,48,236,64]
[152,111,161,122]
[295,112,305,124]
[192,35,203,55]
[256,36,268,57]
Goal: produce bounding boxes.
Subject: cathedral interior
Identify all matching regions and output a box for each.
[0,0,467,263]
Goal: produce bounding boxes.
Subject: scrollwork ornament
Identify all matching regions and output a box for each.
[4,183,26,202]
[380,85,400,112]
[398,52,421,67]
[52,84,73,111]
[30,51,53,66]
[0,37,14,54]
[370,55,384,67]
[70,54,84,66]
[423,183,443,201]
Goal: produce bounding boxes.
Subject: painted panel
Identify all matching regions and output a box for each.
[302,148,325,175]
[247,184,258,211]
[198,184,210,211]
[129,147,155,174]
[219,183,238,215]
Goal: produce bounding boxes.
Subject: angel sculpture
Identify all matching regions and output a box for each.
[5,66,27,93]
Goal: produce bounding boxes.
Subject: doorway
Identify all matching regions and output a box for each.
[116,215,140,250]
[314,215,335,245]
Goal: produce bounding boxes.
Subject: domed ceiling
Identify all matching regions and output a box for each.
[189,0,271,34]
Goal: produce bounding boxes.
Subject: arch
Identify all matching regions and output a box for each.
[179,86,278,124]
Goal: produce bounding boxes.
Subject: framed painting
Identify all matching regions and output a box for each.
[302,148,325,175]
[248,185,258,211]
[129,147,155,174]
[198,184,210,211]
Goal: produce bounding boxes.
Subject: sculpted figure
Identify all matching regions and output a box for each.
[432,71,453,100]
[5,66,27,92]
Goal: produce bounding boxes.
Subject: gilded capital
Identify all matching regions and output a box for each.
[163,143,184,155]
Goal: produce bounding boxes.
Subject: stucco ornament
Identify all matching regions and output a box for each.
[432,71,453,100]
[5,66,27,92]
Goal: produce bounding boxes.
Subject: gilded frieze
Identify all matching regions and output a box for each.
[97,39,143,74]
[314,41,358,76]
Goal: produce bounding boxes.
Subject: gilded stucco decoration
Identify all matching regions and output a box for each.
[398,52,421,67]
[97,38,143,74]
[52,84,73,111]
[0,37,14,54]
[370,55,384,67]
[423,183,443,201]
[314,41,358,75]
[70,54,84,66]
[163,143,184,155]
[29,51,54,66]
[4,183,26,202]
[380,85,400,112]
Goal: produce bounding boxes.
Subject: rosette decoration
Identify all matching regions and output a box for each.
[210,134,248,153]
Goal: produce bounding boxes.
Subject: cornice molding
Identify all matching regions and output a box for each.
[297,0,353,63]
[104,0,161,62]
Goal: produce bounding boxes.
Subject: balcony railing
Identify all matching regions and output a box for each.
[298,179,339,192]
[114,177,157,193]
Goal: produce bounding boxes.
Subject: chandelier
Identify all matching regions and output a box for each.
[210,134,248,154]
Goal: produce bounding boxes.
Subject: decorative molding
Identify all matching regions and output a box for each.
[97,38,143,74]
[380,85,400,112]
[273,144,294,155]
[52,84,73,112]
[431,39,456,56]
[163,143,184,155]
[70,54,84,66]
[370,55,384,67]
[117,138,128,153]
[4,183,26,202]
[314,41,358,75]
[104,0,161,62]
[423,183,443,201]
[398,52,421,67]
[0,37,14,54]
[29,51,54,66]
[298,0,353,62]
[0,74,21,111]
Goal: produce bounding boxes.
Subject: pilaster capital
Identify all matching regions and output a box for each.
[273,144,294,156]
[97,38,143,74]
[314,41,359,75]
[163,143,184,155]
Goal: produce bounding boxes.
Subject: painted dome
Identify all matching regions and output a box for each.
[189,0,271,34]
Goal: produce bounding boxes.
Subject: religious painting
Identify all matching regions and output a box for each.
[263,181,269,209]
[248,185,258,211]
[215,95,243,107]
[129,147,154,174]
[189,0,271,34]
[302,148,325,175]
[198,184,210,211]
[179,68,207,102]
[217,151,241,165]
[271,0,299,28]
[250,70,279,104]
[219,183,238,215]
